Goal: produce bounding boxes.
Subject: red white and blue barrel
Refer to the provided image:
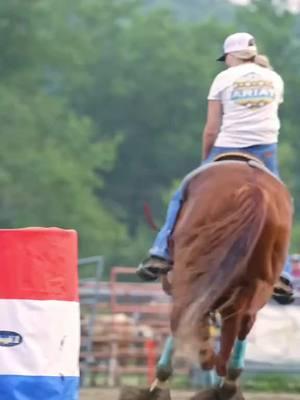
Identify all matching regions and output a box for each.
[0,228,80,400]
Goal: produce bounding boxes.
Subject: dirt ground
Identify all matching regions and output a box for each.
[80,388,300,400]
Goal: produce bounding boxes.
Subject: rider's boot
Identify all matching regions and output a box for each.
[273,276,294,305]
[136,256,172,281]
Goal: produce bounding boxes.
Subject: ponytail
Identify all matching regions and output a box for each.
[255,54,273,70]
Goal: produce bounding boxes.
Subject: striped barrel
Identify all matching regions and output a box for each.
[0,228,80,400]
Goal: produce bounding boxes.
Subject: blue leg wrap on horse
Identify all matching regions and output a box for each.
[230,340,247,370]
[157,336,174,369]
[202,370,218,387]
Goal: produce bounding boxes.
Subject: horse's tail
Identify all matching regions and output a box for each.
[177,182,268,343]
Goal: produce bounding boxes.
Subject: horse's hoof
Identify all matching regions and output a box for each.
[119,386,171,400]
[156,365,173,382]
[216,383,245,400]
[189,388,219,400]
[189,385,245,400]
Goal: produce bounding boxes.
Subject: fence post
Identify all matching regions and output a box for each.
[145,339,157,385]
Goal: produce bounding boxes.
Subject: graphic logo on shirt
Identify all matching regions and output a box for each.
[0,331,23,347]
[231,73,276,108]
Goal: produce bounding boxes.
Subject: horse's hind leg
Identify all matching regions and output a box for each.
[216,279,273,400]
[218,320,254,399]
[215,304,259,399]
[223,313,255,385]
[226,279,272,377]
[190,314,245,400]
[199,312,245,400]
[215,339,248,400]
[215,309,241,377]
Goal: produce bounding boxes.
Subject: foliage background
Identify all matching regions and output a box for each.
[3,0,300,267]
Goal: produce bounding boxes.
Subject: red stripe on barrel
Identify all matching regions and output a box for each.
[0,228,78,301]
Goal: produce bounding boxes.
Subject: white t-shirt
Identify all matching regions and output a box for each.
[207,63,284,147]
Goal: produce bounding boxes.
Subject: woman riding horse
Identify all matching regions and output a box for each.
[154,159,292,400]
[137,32,294,304]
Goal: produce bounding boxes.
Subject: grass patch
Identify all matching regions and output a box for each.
[242,373,300,393]
[81,371,300,393]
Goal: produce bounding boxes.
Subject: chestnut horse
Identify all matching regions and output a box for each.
[155,156,293,399]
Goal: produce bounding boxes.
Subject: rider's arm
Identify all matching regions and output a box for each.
[202,100,222,160]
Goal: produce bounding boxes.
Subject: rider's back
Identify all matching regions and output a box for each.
[208,63,284,148]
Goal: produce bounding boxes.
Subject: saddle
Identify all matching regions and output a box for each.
[181,151,280,192]
[213,151,263,166]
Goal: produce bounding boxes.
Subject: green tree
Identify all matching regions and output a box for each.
[0,86,128,258]
[0,0,129,260]
[68,3,230,236]
[144,0,235,22]
[2,0,299,266]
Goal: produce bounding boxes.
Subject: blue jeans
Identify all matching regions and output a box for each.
[149,143,292,280]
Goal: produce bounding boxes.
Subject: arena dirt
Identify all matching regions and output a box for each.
[80,388,300,400]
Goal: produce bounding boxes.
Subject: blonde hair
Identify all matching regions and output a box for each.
[254,54,273,69]
[230,48,257,60]
[230,50,273,70]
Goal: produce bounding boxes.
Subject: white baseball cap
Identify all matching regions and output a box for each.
[217,32,257,61]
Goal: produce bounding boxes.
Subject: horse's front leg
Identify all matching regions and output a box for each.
[196,314,218,387]
[155,335,174,383]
